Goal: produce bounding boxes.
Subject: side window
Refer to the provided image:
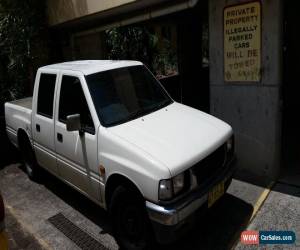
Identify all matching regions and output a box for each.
[59,75,95,134]
[37,73,56,118]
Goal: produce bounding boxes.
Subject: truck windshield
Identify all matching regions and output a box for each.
[85,65,173,127]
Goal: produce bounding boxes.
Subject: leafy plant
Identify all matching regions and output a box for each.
[0,0,48,114]
[152,38,177,78]
[105,25,178,77]
[105,25,158,70]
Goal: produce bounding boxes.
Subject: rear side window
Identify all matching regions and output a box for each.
[37,73,57,118]
[59,75,95,134]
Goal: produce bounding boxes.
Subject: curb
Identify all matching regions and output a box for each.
[5,204,52,250]
[230,181,276,249]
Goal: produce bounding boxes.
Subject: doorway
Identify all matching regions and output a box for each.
[281,2,300,185]
[177,2,209,112]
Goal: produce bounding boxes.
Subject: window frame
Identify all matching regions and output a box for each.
[57,73,96,135]
[36,73,57,119]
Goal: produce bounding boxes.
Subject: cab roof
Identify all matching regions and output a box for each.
[39,60,143,75]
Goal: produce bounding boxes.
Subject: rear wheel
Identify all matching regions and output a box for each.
[110,185,154,250]
[19,134,41,181]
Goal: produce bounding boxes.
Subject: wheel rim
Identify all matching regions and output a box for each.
[23,144,34,176]
[25,161,33,176]
[119,204,145,246]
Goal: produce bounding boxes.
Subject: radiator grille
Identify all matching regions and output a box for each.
[193,144,227,186]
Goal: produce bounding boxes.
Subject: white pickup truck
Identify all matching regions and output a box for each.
[5,60,235,249]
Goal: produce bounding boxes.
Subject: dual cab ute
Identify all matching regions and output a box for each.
[5,60,235,249]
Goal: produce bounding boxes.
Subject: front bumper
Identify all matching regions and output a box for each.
[146,157,236,243]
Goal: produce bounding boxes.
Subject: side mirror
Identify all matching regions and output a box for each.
[66,114,81,132]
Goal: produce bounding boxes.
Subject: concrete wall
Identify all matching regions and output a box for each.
[47,0,136,25]
[209,0,283,179]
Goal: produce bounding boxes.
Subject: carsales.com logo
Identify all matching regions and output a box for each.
[241,230,296,245]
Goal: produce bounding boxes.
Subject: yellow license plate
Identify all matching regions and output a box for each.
[208,180,225,208]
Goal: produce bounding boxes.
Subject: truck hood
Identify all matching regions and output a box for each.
[108,102,232,176]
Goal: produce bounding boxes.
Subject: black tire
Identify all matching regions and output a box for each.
[19,135,41,181]
[109,185,154,250]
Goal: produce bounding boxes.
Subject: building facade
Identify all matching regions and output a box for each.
[47,0,297,182]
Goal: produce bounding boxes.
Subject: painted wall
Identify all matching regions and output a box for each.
[209,0,283,180]
[47,0,136,26]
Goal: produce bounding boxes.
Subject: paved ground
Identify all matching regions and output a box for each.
[235,182,300,249]
[0,163,299,250]
[5,208,46,250]
[1,164,117,250]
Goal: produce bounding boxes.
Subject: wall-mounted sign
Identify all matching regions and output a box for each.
[224,1,261,82]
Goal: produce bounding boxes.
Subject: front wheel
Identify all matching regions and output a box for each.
[110,186,154,250]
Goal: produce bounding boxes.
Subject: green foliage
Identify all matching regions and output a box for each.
[106,26,157,70]
[0,0,47,113]
[105,25,178,77]
[152,38,177,78]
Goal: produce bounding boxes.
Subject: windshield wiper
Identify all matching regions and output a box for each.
[106,100,172,127]
[135,99,172,118]
[105,108,147,127]
[156,99,172,110]
[127,108,147,120]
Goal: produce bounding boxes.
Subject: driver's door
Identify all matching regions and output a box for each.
[54,72,100,200]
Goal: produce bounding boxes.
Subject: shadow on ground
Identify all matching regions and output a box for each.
[162,194,253,250]
[21,165,253,250]
[272,182,300,198]
[36,167,112,234]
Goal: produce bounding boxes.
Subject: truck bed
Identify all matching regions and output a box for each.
[9,97,32,110]
[5,97,33,148]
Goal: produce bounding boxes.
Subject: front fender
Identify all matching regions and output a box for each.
[99,128,171,204]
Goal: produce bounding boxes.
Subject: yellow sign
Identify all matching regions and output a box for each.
[224,2,261,82]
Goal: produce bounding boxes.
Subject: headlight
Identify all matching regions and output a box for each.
[173,173,185,195]
[159,172,188,201]
[158,179,173,200]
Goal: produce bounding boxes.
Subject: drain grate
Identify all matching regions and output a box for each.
[48,213,108,250]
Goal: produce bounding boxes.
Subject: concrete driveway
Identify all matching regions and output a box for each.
[0,163,299,250]
[235,182,300,250]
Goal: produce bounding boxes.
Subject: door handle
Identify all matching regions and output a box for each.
[57,133,63,142]
[36,124,40,132]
